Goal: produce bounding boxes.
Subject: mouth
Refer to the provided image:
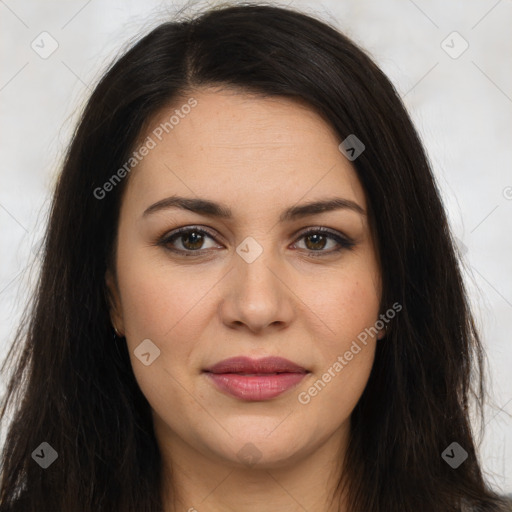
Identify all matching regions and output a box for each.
[203,356,310,401]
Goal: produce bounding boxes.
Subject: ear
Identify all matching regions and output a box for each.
[105,269,124,336]
[376,320,389,340]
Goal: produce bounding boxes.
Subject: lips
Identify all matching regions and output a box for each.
[205,356,308,374]
[203,356,309,401]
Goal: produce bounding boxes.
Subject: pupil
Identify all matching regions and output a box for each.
[306,234,326,250]
[183,231,203,250]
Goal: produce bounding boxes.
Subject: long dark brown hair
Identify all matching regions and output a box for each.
[1,3,510,511]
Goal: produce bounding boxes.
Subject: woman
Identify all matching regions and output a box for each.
[0,3,510,511]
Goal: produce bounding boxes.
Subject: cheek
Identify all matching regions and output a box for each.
[116,242,210,340]
[115,256,208,408]
[296,264,381,350]
[293,265,380,415]
[114,245,223,389]
[300,345,375,434]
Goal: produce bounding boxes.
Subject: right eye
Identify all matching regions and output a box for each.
[158,226,223,256]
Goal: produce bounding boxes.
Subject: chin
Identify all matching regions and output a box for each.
[203,430,311,469]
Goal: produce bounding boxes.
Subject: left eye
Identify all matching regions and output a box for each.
[159,227,354,256]
[294,230,352,253]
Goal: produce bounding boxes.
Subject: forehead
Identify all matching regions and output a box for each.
[123,88,367,217]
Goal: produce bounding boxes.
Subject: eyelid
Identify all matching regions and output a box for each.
[157,225,355,256]
[293,226,355,255]
[159,225,222,252]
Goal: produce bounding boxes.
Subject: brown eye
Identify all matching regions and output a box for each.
[158,226,354,258]
[180,230,206,250]
[303,233,328,251]
[160,227,220,255]
[294,228,355,256]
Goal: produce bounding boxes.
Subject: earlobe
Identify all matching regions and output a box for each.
[105,269,124,336]
[377,323,388,341]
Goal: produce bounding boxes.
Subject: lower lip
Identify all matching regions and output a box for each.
[205,372,307,401]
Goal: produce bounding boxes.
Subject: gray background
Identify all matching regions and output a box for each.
[1,0,511,494]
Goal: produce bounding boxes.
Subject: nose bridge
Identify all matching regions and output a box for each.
[221,233,294,331]
[234,234,280,301]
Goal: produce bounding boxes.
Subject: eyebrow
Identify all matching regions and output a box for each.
[142,195,366,221]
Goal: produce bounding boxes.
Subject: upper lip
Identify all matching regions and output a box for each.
[204,356,308,374]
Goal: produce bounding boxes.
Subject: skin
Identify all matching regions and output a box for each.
[106,87,384,512]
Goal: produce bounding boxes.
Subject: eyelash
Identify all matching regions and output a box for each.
[157,225,355,258]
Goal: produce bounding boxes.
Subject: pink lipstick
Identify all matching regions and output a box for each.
[203,356,309,401]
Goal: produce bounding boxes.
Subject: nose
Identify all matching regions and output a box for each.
[218,242,296,334]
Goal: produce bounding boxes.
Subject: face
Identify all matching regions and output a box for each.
[107,88,383,472]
